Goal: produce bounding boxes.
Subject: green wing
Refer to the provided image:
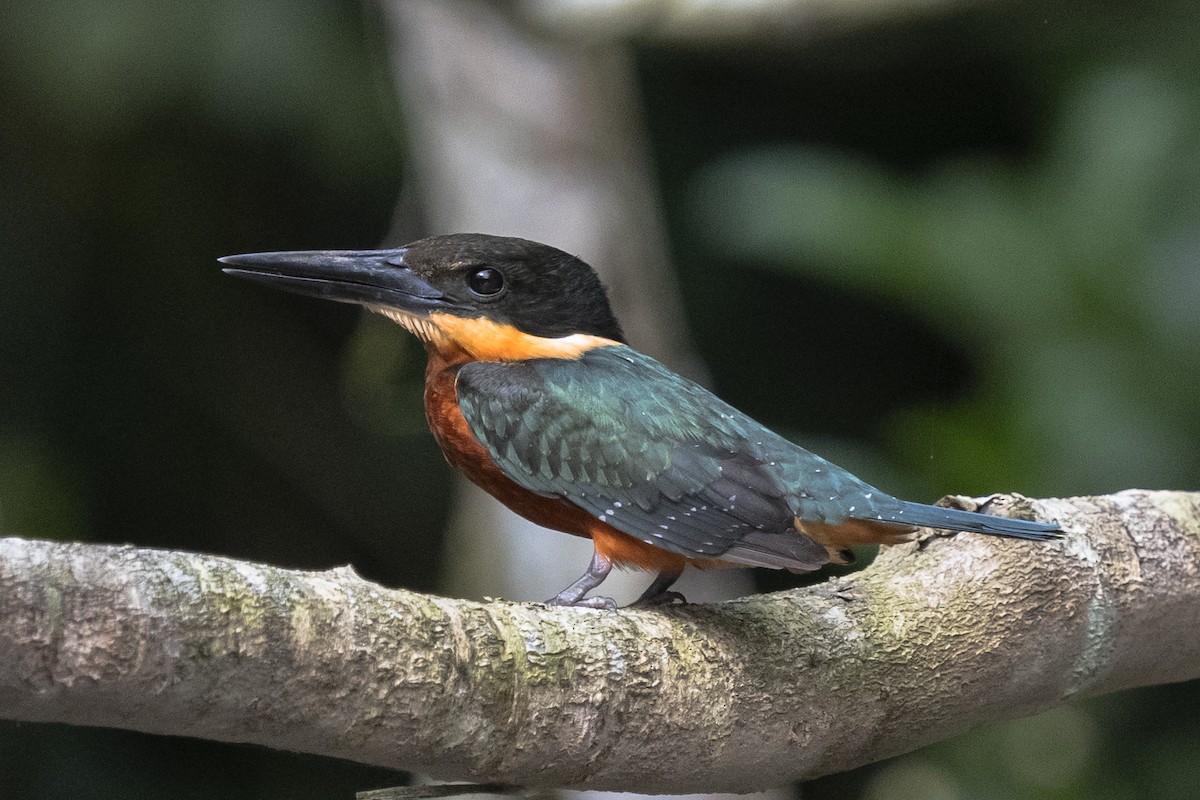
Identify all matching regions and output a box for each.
[456,346,890,570]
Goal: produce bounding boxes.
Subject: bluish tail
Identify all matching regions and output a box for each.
[880,501,1062,541]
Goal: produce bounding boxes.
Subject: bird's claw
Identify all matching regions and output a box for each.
[630,590,687,608]
[544,594,617,610]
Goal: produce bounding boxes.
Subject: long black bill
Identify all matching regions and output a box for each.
[219,248,448,311]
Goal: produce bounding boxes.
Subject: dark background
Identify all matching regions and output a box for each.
[2,1,1199,798]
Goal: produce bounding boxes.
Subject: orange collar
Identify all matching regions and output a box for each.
[369,306,620,363]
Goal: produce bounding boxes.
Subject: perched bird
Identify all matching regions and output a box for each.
[221,234,1061,608]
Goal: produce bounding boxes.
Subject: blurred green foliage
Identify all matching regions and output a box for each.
[690,67,1200,497]
[0,0,1198,799]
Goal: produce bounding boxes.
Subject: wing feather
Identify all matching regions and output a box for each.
[455,346,881,570]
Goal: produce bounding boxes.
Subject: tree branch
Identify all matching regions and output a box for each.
[515,0,966,43]
[1,491,1197,793]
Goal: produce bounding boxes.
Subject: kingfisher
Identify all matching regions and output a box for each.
[221,234,1061,608]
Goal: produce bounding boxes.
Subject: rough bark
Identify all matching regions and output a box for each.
[1,490,1197,793]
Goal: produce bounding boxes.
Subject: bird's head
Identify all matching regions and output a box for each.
[220,233,626,362]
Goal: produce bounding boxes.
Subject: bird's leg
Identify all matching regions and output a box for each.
[630,566,687,607]
[545,550,616,609]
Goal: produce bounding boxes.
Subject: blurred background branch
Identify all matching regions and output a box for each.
[516,0,965,42]
[378,0,753,616]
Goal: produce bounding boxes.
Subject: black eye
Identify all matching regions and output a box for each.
[467,267,505,297]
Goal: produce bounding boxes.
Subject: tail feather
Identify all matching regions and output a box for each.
[878,501,1062,541]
